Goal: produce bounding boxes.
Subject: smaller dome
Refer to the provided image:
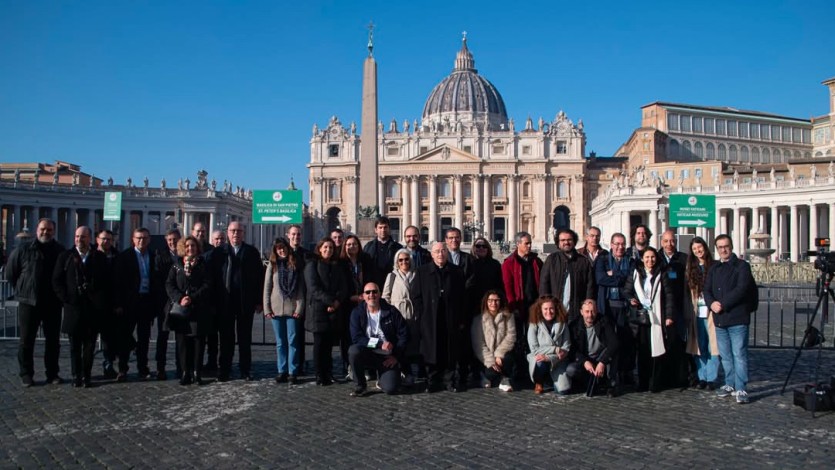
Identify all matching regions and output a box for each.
[422,37,508,130]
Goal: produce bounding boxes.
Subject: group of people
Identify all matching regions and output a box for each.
[6,216,757,403]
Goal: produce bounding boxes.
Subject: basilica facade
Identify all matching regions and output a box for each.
[307,37,588,245]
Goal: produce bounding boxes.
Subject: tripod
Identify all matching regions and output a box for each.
[782,270,834,415]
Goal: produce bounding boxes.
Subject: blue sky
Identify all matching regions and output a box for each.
[2,1,833,200]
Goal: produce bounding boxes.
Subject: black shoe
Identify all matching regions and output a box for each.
[243,373,254,381]
[275,373,289,384]
[83,377,93,388]
[350,386,367,397]
[116,372,128,382]
[72,377,83,388]
[179,373,193,386]
[103,366,118,380]
[194,373,203,386]
[707,382,716,391]
[607,386,620,398]
[217,373,230,382]
[156,370,167,381]
[289,375,300,385]
[698,380,707,390]
[137,369,151,380]
[47,376,64,385]
[203,363,218,372]
[21,376,34,388]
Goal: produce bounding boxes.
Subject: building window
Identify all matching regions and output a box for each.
[802,128,811,143]
[420,181,428,198]
[556,180,568,198]
[704,118,714,134]
[706,142,715,159]
[463,145,472,153]
[771,125,781,141]
[669,139,679,158]
[650,170,658,179]
[782,127,791,142]
[762,148,771,163]
[681,169,690,179]
[727,121,737,137]
[492,179,504,197]
[328,182,339,201]
[718,144,727,159]
[693,117,703,133]
[761,125,770,140]
[665,170,674,180]
[695,168,703,179]
[439,178,451,197]
[556,141,567,154]
[712,167,720,177]
[463,181,472,198]
[492,143,505,154]
[694,141,704,159]
[740,146,749,162]
[729,145,738,161]
[329,144,339,157]
[792,128,801,143]
[772,148,781,162]
[751,147,760,162]
[680,115,691,132]
[522,181,531,198]
[716,120,726,135]
[386,146,400,157]
[682,140,692,158]
[419,146,428,154]
[739,122,748,138]
[667,113,679,131]
[751,123,759,139]
[522,145,532,155]
[387,181,399,199]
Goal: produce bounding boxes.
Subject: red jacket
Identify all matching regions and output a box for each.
[501,251,543,317]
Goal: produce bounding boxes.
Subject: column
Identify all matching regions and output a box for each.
[428,176,438,242]
[472,175,482,232]
[770,205,779,258]
[789,205,798,262]
[410,176,420,229]
[809,203,819,261]
[659,205,667,235]
[620,210,630,234]
[799,207,808,256]
[401,177,411,230]
[732,207,741,252]
[719,209,728,236]
[378,177,385,214]
[453,175,463,230]
[534,175,547,243]
[739,210,747,255]
[750,207,759,234]
[649,209,659,246]
[829,203,835,240]
[482,176,491,240]
[209,212,216,231]
[508,175,518,238]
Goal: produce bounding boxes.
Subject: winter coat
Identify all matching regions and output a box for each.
[471,310,516,369]
[304,258,350,333]
[382,270,418,356]
[411,262,466,365]
[164,257,212,336]
[263,261,306,318]
[5,239,65,307]
[52,248,111,335]
[704,255,756,328]
[526,319,571,380]
[539,250,596,321]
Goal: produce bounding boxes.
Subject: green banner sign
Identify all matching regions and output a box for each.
[103,192,122,221]
[669,194,716,228]
[252,190,302,224]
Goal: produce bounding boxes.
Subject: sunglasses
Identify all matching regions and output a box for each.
[474,244,488,248]
[397,258,410,263]
[364,290,379,295]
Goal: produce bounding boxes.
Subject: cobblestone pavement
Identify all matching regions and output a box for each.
[0,340,833,469]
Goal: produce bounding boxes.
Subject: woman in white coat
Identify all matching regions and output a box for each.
[382,248,418,385]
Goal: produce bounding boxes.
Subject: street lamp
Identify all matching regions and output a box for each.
[463,218,484,240]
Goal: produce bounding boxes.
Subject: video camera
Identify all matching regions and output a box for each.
[808,238,835,275]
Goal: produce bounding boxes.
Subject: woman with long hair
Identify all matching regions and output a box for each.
[304,237,349,385]
[624,246,673,392]
[382,247,419,385]
[338,234,373,379]
[685,237,718,389]
[472,291,516,391]
[165,236,212,386]
[526,295,571,394]
[264,237,306,385]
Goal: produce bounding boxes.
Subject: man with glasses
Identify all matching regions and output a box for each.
[96,229,119,378]
[210,230,226,248]
[347,282,408,397]
[578,226,607,264]
[5,218,65,387]
[704,234,756,404]
[402,225,430,268]
[114,227,160,381]
[540,228,596,322]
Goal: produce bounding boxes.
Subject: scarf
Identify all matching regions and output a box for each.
[183,255,196,276]
[277,258,298,299]
[632,270,666,357]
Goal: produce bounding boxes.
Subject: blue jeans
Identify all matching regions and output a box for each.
[695,317,719,382]
[715,324,748,392]
[271,316,300,375]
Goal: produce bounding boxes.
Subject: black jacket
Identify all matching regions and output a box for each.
[659,250,688,335]
[539,250,596,321]
[165,257,212,335]
[207,243,264,317]
[410,262,466,365]
[570,315,619,366]
[304,258,350,333]
[363,238,404,290]
[349,300,409,361]
[703,255,756,327]
[5,239,65,307]
[52,248,111,335]
[594,253,635,320]
[114,247,163,314]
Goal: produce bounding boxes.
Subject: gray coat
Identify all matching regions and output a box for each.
[526,320,572,391]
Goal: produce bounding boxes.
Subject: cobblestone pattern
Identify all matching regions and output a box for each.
[0,340,833,469]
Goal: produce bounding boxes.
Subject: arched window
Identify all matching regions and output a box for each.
[387,180,400,199]
[557,180,568,198]
[420,181,428,198]
[705,143,715,159]
[729,145,738,161]
[492,178,504,197]
[762,148,771,164]
[522,181,531,198]
[553,206,571,231]
[439,178,452,197]
[772,149,781,162]
[816,151,824,157]
[794,150,801,159]
[463,181,472,198]
[751,147,760,163]
[328,181,339,201]
[694,142,704,159]
[740,146,749,162]
[682,140,692,158]
[718,144,727,159]
[669,139,680,158]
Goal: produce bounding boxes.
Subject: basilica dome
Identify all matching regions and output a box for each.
[422,37,508,131]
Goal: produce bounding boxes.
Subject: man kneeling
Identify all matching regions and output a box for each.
[348,282,409,397]
[568,299,620,397]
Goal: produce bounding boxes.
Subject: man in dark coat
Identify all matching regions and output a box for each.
[658,229,690,388]
[594,232,636,384]
[348,282,409,396]
[52,226,111,387]
[567,299,620,397]
[540,228,596,322]
[363,216,403,290]
[153,228,181,379]
[577,226,608,265]
[5,218,65,387]
[403,225,431,268]
[95,229,119,378]
[114,227,162,381]
[411,241,467,392]
[208,221,263,381]
[704,234,756,404]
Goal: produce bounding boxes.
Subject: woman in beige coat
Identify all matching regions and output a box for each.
[382,248,418,385]
[263,238,306,384]
[471,291,517,392]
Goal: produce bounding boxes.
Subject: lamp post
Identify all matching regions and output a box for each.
[463,218,485,242]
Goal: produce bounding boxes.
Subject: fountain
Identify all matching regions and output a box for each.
[747,231,775,263]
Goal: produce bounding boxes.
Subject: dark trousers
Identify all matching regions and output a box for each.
[566,356,619,392]
[176,333,204,376]
[17,303,62,379]
[219,310,254,375]
[68,333,97,381]
[312,330,334,380]
[100,317,117,371]
[116,294,153,373]
[635,324,666,392]
[204,312,219,369]
[348,344,401,394]
[155,313,170,371]
[480,354,516,386]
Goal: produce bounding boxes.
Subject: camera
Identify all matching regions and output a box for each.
[808,238,835,275]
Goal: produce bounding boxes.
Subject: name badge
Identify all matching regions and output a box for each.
[367,338,379,348]
[668,271,678,280]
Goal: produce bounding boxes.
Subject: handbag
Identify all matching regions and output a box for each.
[169,302,191,320]
[627,306,651,326]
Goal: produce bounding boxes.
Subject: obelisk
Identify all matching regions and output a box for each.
[357,22,379,239]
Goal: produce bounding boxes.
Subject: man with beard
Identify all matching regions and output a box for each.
[540,228,596,322]
[5,218,65,387]
[402,225,430,268]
